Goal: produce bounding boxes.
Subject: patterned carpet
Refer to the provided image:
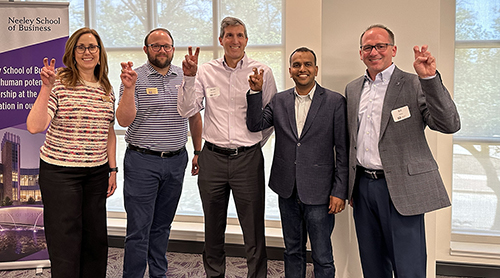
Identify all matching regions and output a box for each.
[0,248,472,277]
[0,247,314,277]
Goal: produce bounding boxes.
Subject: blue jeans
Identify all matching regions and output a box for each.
[122,147,188,278]
[279,190,335,278]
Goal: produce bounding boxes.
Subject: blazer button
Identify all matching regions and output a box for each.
[297,143,301,146]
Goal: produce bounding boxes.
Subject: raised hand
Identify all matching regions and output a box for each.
[413,45,436,78]
[120,61,137,88]
[248,67,264,92]
[183,46,200,77]
[40,58,56,87]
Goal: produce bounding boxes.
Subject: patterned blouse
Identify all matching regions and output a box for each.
[40,79,115,167]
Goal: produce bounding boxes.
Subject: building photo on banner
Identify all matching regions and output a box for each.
[0,2,69,271]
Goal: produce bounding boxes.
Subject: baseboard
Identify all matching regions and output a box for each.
[436,261,500,278]
[108,236,312,262]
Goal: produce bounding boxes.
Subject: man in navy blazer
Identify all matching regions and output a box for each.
[246,47,348,278]
[345,25,460,277]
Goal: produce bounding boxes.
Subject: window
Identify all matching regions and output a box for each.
[452,0,500,236]
[33,0,285,220]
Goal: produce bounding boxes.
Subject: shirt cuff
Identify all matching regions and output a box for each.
[421,74,437,80]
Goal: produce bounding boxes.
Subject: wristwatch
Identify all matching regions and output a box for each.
[109,167,118,173]
[194,150,201,155]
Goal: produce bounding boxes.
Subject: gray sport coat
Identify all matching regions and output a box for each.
[247,84,348,205]
[345,66,461,216]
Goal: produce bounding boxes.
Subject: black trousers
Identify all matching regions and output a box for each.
[197,144,267,278]
[39,159,109,278]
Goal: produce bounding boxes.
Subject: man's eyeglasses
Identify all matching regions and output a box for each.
[360,43,393,53]
[74,45,100,54]
[147,44,173,52]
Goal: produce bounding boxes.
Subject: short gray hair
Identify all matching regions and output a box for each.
[219,17,247,39]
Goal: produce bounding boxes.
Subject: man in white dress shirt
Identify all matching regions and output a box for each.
[177,17,277,278]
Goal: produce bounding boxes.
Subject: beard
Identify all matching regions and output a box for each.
[148,53,173,69]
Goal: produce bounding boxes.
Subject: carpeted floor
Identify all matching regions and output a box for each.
[0,247,312,277]
[0,248,472,277]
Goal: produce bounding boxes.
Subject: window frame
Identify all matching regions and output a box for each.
[77,0,286,225]
[451,1,500,258]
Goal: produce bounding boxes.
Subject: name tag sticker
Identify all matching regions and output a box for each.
[391,106,411,122]
[207,87,220,98]
[146,88,158,95]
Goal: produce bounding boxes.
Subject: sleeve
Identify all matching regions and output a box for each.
[331,95,349,200]
[246,91,274,132]
[177,75,205,118]
[259,66,278,145]
[47,83,60,119]
[418,71,461,134]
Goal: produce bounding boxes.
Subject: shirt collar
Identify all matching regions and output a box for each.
[221,53,247,70]
[364,63,396,83]
[294,83,316,100]
[145,61,178,76]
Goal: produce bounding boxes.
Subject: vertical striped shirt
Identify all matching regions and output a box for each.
[40,80,115,167]
[119,62,187,151]
[357,63,395,170]
[177,55,277,148]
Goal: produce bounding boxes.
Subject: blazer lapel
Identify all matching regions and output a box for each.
[348,77,364,140]
[300,84,324,138]
[285,89,299,139]
[379,67,405,138]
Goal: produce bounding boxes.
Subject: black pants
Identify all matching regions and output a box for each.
[39,159,109,278]
[197,144,267,278]
[353,175,426,278]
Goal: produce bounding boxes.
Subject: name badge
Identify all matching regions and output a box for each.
[207,87,220,98]
[146,88,158,95]
[391,106,411,122]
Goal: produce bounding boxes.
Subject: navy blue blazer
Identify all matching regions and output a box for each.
[246,84,348,205]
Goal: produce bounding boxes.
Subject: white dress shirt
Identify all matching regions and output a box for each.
[177,54,277,148]
[356,63,395,170]
[295,84,316,138]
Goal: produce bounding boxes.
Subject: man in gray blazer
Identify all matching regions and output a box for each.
[345,24,460,277]
[247,47,348,278]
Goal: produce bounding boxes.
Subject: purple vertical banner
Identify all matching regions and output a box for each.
[0,2,68,271]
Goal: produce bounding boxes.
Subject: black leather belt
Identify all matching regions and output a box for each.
[359,166,385,179]
[128,144,185,158]
[205,141,258,156]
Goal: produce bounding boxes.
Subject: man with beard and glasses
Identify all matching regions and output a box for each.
[117,28,202,278]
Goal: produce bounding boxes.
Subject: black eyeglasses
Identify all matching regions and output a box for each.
[147,44,173,52]
[75,45,100,54]
[360,43,393,53]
